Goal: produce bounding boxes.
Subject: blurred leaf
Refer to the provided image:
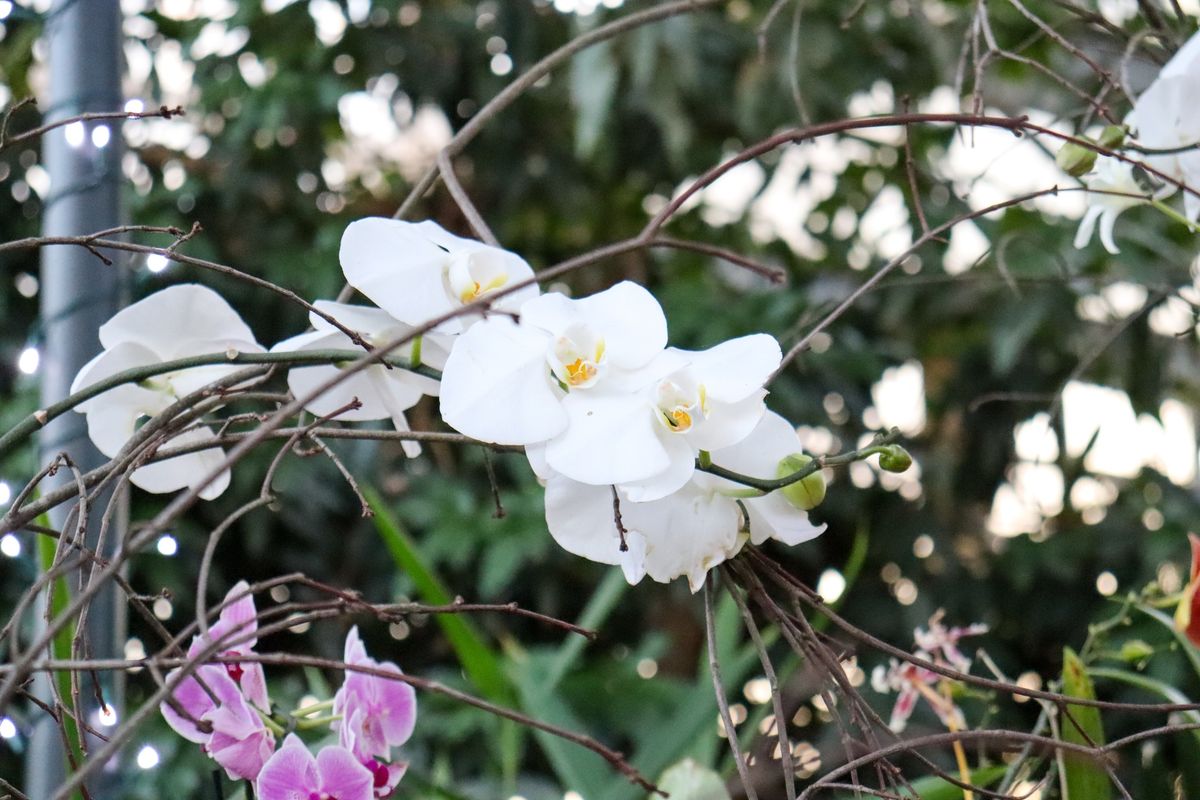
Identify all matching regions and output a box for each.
[570,41,619,160]
[1135,603,1200,680]
[367,488,523,782]
[506,569,627,798]
[650,758,731,800]
[1059,647,1112,800]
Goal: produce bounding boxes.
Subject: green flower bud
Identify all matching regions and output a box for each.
[776,453,826,511]
[1098,125,1127,150]
[1118,639,1154,663]
[1056,141,1097,178]
[877,445,913,473]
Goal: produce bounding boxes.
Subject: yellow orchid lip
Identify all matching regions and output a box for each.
[549,328,605,390]
[654,378,706,434]
[458,273,508,303]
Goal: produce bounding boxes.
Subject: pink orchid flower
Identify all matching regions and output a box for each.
[332,627,417,796]
[161,664,275,780]
[161,581,273,779]
[257,735,374,800]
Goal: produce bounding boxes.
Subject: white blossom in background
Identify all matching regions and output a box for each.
[543,411,826,591]
[439,281,668,448]
[1074,156,1151,253]
[339,218,539,334]
[1129,28,1200,220]
[272,301,450,457]
[71,284,264,499]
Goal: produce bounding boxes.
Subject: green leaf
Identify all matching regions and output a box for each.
[570,41,619,160]
[650,758,731,800]
[505,569,628,799]
[366,489,523,782]
[510,651,612,799]
[36,510,85,799]
[1059,647,1112,800]
[1134,603,1200,680]
[1088,666,1200,743]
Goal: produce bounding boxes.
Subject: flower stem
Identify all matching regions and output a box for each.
[256,708,287,737]
[294,714,342,730]
[695,429,903,492]
[0,348,442,460]
[411,335,423,368]
[291,698,334,717]
[1152,200,1197,232]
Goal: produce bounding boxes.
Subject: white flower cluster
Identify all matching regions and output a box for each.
[72,218,826,590]
[1075,30,1200,254]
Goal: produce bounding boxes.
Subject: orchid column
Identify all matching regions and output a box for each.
[28,0,125,796]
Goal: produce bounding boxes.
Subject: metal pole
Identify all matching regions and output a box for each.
[27,1,124,796]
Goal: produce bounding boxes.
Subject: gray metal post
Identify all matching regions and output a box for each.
[27,1,125,797]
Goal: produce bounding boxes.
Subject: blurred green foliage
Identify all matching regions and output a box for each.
[2,0,1200,797]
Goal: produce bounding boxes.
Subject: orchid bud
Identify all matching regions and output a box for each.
[1098,125,1126,149]
[1056,141,1096,177]
[1118,639,1154,663]
[877,445,913,473]
[776,453,826,510]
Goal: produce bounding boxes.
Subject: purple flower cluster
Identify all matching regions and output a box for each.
[160,585,417,799]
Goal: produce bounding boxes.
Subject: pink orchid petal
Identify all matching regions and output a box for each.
[316,745,375,800]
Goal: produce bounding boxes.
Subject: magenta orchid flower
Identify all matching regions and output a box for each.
[161,664,275,780]
[161,582,273,779]
[257,735,374,800]
[332,627,417,796]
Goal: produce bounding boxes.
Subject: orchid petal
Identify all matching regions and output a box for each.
[257,735,319,800]
[746,491,826,546]
[439,318,567,445]
[80,385,167,457]
[309,300,407,338]
[635,483,741,592]
[315,746,375,800]
[682,334,781,403]
[208,580,258,650]
[340,217,461,330]
[130,426,231,500]
[543,476,630,566]
[618,433,697,503]
[1098,209,1121,255]
[98,284,258,356]
[688,391,767,452]
[545,392,669,485]
[276,331,400,421]
[707,409,800,481]
[160,664,226,743]
[1073,206,1102,250]
[577,281,668,369]
[71,340,165,404]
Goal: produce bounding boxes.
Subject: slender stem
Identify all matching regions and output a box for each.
[294,714,342,730]
[697,431,901,492]
[291,698,334,717]
[255,707,287,737]
[0,349,440,461]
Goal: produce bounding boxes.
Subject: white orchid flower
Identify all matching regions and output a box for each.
[339,217,540,334]
[536,333,782,501]
[1129,30,1200,221]
[1074,156,1149,254]
[272,301,451,457]
[543,411,826,592]
[70,284,265,499]
[438,281,668,448]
